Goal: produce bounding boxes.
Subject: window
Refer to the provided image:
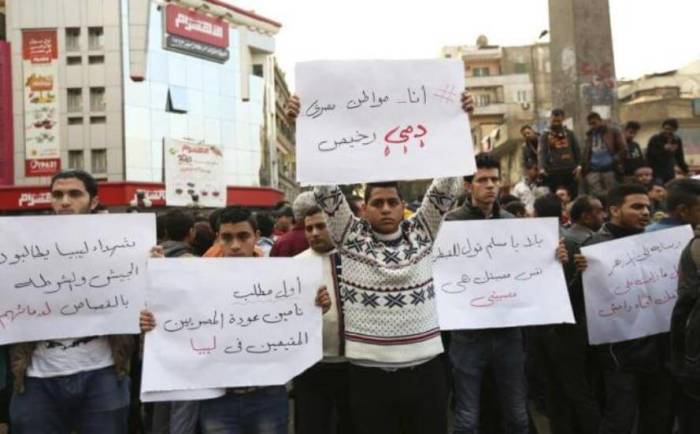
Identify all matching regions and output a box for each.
[90,116,106,124]
[67,56,82,65]
[166,86,188,113]
[90,87,106,112]
[65,28,80,52]
[68,150,84,170]
[475,94,491,107]
[517,90,529,103]
[88,55,104,64]
[514,62,527,73]
[68,117,83,125]
[473,67,490,77]
[88,27,104,50]
[91,149,107,174]
[252,64,263,77]
[67,88,82,113]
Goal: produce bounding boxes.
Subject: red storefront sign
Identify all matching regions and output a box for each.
[25,158,61,177]
[165,4,229,49]
[0,183,284,212]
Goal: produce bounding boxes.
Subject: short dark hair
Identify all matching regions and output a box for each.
[164,209,195,242]
[364,182,402,203]
[208,208,224,233]
[465,152,500,182]
[274,205,294,219]
[520,124,533,133]
[570,195,598,223]
[587,112,602,122]
[303,205,323,220]
[534,194,563,218]
[551,108,565,117]
[662,118,679,130]
[625,121,641,131]
[666,179,700,212]
[607,183,649,207]
[50,170,98,199]
[504,201,526,217]
[254,212,275,238]
[219,206,257,232]
[500,194,519,206]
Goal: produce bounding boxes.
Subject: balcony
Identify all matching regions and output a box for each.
[466,73,530,88]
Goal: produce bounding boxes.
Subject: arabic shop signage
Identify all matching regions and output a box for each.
[163,4,230,63]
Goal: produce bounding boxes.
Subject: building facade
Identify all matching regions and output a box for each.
[618,60,700,169]
[3,0,291,196]
[442,35,553,186]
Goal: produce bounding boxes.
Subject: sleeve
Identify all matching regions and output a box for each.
[313,185,359,246]
[538,134,548,171]
[676,136,689,173]
[410,177,463,241]
[671,245,700,369]
[570,131,582,165]
[646,135,665,161]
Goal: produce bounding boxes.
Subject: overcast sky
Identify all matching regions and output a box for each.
[232,0,700,89]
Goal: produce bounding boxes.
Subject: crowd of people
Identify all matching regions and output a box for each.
[0,92,699,434]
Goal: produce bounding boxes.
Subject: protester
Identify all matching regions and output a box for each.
[287,91,474,434]
[669,181,700,434]
[622,121,644,183]
[648,180,668,218]
[272,204,294,239]
[581,112,626,197]
[647,179,700,232]
[141,206,332,434]
[575,184,673,434]
[191,219,215,257]
[444,153,568,434]
[294,205,352,434]
[512,161,550,215]
[538,108,582,199]
[634,165,654,189]
[646,118,689,183]
[347,194,365,218]
[504,201,527,218]
[255,212,276,256]
[270,192,314,257]
[521,124,540,169]
[10,170,134,433]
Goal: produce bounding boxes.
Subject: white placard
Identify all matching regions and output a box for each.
[433,218,574,330]
[165,138,226,208]
[141,257,323,400]
[0,214,155,344]
[581,225,693,345]
[295,59,475,185]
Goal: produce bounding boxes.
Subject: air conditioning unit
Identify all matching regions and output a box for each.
[520,102,531,110]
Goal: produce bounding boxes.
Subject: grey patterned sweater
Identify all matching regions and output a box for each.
[314,178,461,364]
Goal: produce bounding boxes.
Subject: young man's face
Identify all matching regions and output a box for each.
[624,128,638,142]
[275,215,293,232]
[521,128,536,141]
[610,194,651,230]
[364,187,404,235]
[469,168,500,208]
[550,114,564,129]
[634,167,653,186]
[583,198,605,232]
[526,165,539,181]
[304,212,334,254]
[218,221,259,257]
[649,185,667,202]
[51,177,98,215]
[662,124,677,138]
[587,117,602,130]
[555,188,571,205]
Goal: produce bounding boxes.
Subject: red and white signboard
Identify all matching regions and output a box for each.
[22,30,60,177]
[165,4,229,49]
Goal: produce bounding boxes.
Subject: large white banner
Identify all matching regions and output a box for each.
[581,225,693,345]
[295,59,475,185]
[433,218,574,330]
[165,138,226,208]
[0,214,155,344]
[141,258,323,401]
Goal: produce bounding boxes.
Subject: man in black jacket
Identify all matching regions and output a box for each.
[575,184,673,434]
[538,108,582,199]
[646,118,689,183]
[623,121,645,183]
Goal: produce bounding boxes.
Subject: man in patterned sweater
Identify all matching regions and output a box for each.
[287,92,474,434]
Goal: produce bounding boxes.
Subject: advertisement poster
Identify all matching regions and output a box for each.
[165,139,226,208]
[22,30,60,177]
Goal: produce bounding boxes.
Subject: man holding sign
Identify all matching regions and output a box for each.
[575,184,678,434]
[9,170,135,433]
[287,68,474,432]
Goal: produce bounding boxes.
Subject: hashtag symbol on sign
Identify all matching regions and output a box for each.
[433,84,459,103]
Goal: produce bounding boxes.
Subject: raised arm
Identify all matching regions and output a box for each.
[411,177,463,240]
[313,185,359,246]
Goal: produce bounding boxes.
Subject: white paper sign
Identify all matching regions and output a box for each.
[141,258,323,400]
[0,214,155,344]
[295,59,475,185]
[165,138,226,208]
[581,225,693,345]
[433,218,574,330]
